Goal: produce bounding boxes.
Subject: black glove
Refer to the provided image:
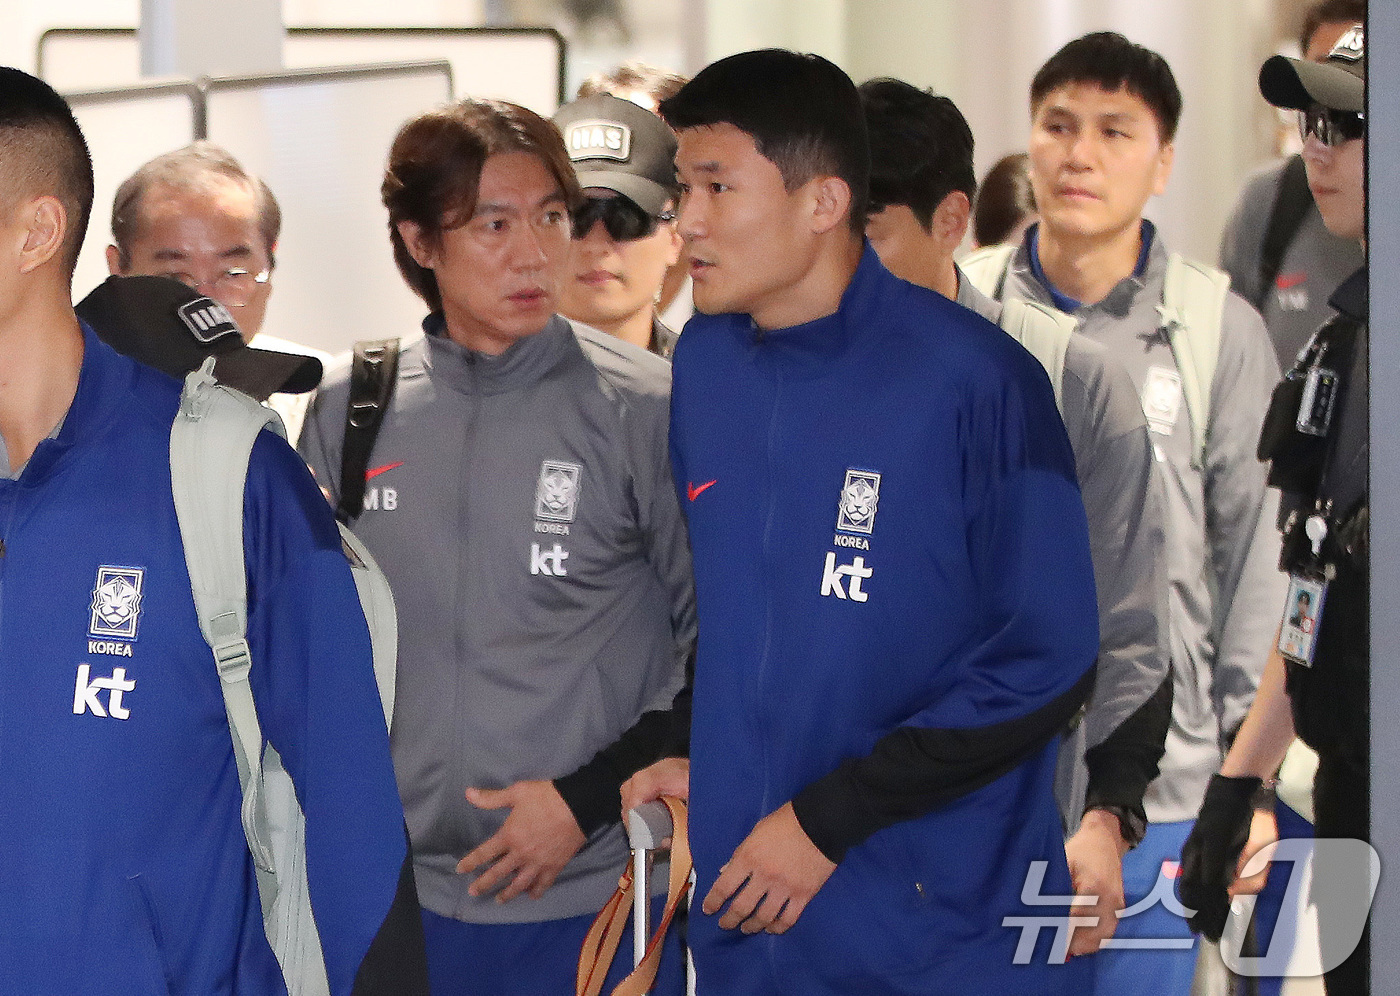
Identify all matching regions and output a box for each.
[1180,774,1261,941]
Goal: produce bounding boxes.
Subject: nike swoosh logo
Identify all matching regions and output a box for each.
[365,461,404,481]
[687,480,717,501]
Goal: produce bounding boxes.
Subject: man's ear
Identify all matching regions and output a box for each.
[808,176,853,236]
[663,221,684,267]
[16,196,67,276]
[105,244,123,275]
[1153,142,1175,197]
[932,190,971,249]
[396,219,436,269]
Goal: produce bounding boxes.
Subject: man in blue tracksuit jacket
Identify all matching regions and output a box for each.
[638,50,1100,994]
[0,69,425,995]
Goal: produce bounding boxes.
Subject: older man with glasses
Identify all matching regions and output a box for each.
[101,141,326,440]
[554,94,685,358]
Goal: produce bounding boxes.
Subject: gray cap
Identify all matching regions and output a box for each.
[1260,23,1364,113]
[553,94,678,215]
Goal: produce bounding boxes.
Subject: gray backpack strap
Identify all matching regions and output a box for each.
[171,358,284,872]
[342,525,397,729]
[171,359,332,996]
[998,298,1076,415]
[1158,253,1229,468]
[959,243,1018,299]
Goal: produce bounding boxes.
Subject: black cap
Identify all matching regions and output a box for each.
[552,94,678,215]
[76,275,322,401]
[1260,23,1365,113]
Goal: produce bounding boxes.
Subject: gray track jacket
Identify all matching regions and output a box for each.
[1219,156,1364,369]
[987,229,1287,822]
[958,274,1171,834]
[300,315,695,924]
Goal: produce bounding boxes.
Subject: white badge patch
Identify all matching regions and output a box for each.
[1142,366,1183,436]
[89,566,145,640]
[565,121,631,162]
[836,470,881,535]
[176,297,240,344]
[535,461,582,522]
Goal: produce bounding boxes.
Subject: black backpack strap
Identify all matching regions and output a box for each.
[1254,154,1315,311]
[337,338,401,525]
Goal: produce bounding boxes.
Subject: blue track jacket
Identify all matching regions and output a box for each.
[0,328,421,995]
[670,248,1100,994]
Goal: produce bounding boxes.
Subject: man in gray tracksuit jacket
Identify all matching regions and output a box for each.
[1217,0,1366,369]
[858,77,1172,957]
[977,33,1287,994]
[302,313,695,989]
[300,99,695,995]
[1218,157,1362,369]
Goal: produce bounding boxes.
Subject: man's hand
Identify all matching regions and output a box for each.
[620,757,690,817]
[456,780,586,902]
[1064,809,1129,956]
[1229,808,1279,898]
[701,802,836,935]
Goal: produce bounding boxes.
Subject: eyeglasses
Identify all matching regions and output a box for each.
[571,196,676,242]
[1299,105,1365,148]
[162,267,271,307]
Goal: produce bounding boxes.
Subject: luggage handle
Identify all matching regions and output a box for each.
[577,796,691,996]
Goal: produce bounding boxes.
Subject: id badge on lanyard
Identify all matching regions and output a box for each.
[1279,514,1330,666]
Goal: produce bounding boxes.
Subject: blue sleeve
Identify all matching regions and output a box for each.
[242,432,428,995]
[792,358,1100,861]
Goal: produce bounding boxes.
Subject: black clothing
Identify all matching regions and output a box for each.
[1259,266,1369,995]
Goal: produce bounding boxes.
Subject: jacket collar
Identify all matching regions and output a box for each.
[744,243,888,376]
[12,324,131,486]
[1019,219,1161,320]
[421,312,574,395]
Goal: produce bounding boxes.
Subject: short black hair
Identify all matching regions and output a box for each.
[859,78,974,232]
[1031,32,1182,142]
[1299,0,1365,54]
[0,67,94,278]
[660,49,869,232]
[973,153,1037,248]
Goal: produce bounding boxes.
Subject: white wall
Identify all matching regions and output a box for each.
[0,0,488,75]
[700,0,1279,262]
[4,0,1289,266]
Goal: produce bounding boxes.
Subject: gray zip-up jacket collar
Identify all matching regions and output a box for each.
[420,312,572,393]
[300,314,695,923]
[995,228,1287,822]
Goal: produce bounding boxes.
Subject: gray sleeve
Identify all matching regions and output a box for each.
[553,363,697,834]
[1218,161,1285,309]
[625,386,697,700]
[1063,344,1171,751]
[295,361,351,503]
[575,326,697,708]
[1204,294,1289,737]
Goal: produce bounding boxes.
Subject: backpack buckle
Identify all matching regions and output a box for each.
[213,637,253,684]
[179,357,221,421]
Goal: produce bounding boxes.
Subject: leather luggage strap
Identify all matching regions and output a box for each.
[577,796,691,996]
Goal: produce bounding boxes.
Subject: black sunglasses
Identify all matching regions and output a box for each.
[1299,105,1365,148]
[571,196,675,242]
